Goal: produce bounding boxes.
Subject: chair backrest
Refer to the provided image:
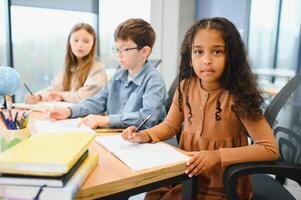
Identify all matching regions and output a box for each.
[223,73,301,200]
[265,73,301,164]
[165,76,179,113]
[264,73,301,127]
[274,126,301,164]
[164,76,183,144]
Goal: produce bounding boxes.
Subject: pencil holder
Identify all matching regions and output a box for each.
[0,127,31,152]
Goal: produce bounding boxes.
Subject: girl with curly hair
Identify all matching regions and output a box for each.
[122,17,279,200]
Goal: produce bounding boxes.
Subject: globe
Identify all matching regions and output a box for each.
[0,66,20,96]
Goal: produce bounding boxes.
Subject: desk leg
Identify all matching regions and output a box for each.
[182,176,197,200]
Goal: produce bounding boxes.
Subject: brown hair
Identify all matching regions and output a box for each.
[63,23,97,91]
[114,18,155,53]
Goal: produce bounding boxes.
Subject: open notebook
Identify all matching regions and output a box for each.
[95,135,189,171]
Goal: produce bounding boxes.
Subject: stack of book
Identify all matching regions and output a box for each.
[0,131,98,199]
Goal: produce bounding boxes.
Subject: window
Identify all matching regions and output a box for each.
[248,0,280,69]
[276,0,301,70]
[248,0,300,87]
[0,1,9,66]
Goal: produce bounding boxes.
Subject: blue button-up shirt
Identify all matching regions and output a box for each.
[70,62,167,129]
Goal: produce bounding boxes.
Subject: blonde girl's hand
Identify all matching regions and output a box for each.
[121,126,152,143]
[185,150,221,178]
[25,94,41,104]
[77,114,109,129]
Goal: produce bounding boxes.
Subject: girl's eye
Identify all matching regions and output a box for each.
[193,50,203,55]
[213,50,224,55]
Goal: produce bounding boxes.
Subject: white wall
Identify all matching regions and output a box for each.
[150,0,195,88]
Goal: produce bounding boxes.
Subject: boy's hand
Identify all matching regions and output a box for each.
[48,107,71,120]
[77,115,109,129]
[185,150,221,178]
[121,126,151,143]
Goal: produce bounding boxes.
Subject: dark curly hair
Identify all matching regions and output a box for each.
[177,17,264,121]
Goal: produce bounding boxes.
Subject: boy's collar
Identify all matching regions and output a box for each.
[116,62,151,86]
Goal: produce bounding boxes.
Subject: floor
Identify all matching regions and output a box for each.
[129,193,145,200]
[285,179,301,199]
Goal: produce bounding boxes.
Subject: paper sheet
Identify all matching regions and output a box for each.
[95,135,189,171]
[14,102,74,112]
[35,118,94,134]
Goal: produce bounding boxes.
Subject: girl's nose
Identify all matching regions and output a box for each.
[203,56,212,65]
[77,41,83,47]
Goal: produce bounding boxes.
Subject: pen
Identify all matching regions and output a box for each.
[135,115,152,132]
[24,82,34,95]
[14,111,19,123]
[21,113,30,128]
[0,111,9,129]
[46,101,56,118]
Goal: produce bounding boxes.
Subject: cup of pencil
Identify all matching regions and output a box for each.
[0,110,31,152]
[1,127,31,152]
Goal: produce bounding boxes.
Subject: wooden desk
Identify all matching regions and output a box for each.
[1,110,197,200]
[77,142,196,200]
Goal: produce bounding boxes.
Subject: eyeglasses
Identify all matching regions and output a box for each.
[112,46,139,54]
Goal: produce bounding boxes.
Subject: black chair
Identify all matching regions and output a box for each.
[223,73,301,200]
[165,76,179,113]
[163,76,181,147]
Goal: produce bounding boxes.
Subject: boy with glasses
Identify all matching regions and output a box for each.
[49,18,167,129]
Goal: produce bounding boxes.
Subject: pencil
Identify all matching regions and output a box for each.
[24,82,34,95]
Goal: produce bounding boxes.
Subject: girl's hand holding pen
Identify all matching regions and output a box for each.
[121,126,151,143]
[25,94,41,104]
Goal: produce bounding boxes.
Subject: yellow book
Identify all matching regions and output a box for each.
[0,132,95,176]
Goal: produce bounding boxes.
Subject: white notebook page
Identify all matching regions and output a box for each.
[35,118,94,134]
[95,135,189,171]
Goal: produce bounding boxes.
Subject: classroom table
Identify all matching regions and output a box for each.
[0,110,197,200]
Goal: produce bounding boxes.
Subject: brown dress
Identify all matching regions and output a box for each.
[144,77,279,200]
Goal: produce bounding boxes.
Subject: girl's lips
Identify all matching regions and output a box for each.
[201,69,214,73]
